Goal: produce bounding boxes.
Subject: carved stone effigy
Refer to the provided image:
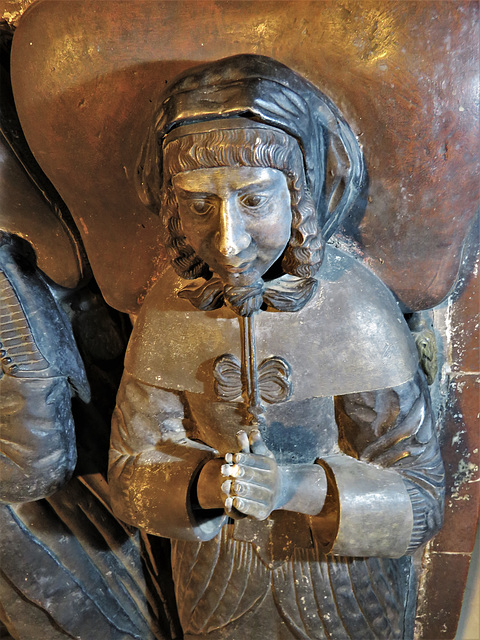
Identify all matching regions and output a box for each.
[106,54,444,640]
[1,3,478,640]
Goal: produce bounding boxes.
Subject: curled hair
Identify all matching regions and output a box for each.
[157,126,324,280]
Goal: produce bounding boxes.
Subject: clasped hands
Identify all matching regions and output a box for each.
[196,429,287,520]
[221,429,282,521]
[196,429,327,521]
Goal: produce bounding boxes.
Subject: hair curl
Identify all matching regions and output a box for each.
[157,126,324,280]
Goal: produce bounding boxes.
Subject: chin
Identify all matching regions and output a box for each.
[221,268,261,287]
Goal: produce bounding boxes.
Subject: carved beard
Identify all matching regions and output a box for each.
[217,265,266,316]
[223,278,265,316]
[178,272,318,316]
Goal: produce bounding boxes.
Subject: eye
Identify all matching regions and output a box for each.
[188,199,214,216]
[240,194,267,209]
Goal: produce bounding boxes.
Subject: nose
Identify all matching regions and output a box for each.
[215,199,251,257]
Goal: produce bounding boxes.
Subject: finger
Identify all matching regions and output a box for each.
[236,430,250,453]
[231,480,274,503]
[230,465,273,485]
[232,452,272,470]
[232,497,271,521]
[249,430,274,458]
[221,463,244,478]
[221,479,232,496]
[224,495,246,521]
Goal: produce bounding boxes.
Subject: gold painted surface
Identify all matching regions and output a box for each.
[0,0,35,26]
[10,0,479,313]
[1,141,83,287]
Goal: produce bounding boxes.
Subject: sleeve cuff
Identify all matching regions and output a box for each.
[312,455,413,558]
[109,442,226,541]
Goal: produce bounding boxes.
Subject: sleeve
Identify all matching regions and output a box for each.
[0,237,87,503]
[108,371,226,541]
[313,368,445,558]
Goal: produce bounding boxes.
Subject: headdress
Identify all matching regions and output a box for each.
[136,54,366,242]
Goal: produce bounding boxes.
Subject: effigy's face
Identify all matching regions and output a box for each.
[172,166,292,285]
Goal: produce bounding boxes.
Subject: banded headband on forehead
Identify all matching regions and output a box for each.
[162,117,279,147]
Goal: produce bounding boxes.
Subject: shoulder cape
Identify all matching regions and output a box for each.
[125,246,418,399]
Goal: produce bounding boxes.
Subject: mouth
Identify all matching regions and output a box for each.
[223,263,250,274]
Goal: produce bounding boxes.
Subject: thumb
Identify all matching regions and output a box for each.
[249,430,274,458]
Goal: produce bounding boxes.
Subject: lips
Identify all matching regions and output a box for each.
[215,260,260,286]
[223,262,250,274]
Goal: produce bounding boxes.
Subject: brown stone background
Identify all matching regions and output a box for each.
[415,239,479,639]
[1,1,479,639]
[7,0,479,314]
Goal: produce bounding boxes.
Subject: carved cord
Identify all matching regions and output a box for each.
[213,314,293,429]
[180,276,306,428]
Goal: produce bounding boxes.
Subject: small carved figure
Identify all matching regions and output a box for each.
[107,55,445,640]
